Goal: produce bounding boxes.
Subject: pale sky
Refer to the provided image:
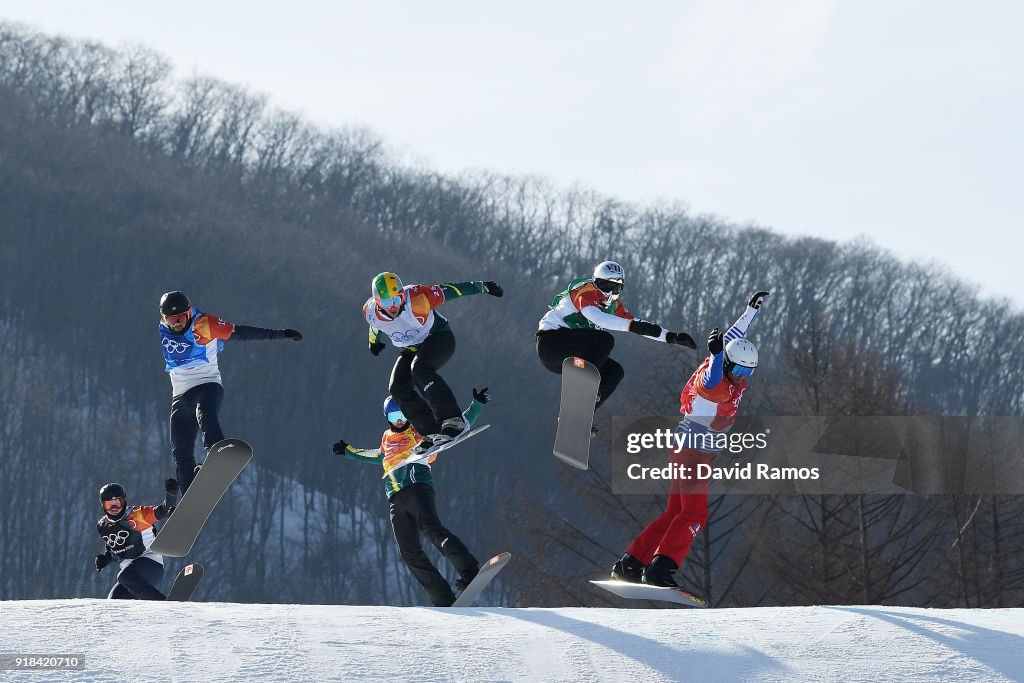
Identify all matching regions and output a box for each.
[5,1,1022,302]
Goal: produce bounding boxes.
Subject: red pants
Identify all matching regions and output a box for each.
[626,449,713,566]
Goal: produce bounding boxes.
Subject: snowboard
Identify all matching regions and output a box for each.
[553,357,601,470]
[150,438,253,557]
[166,562,204,601]
[451,552,511,607]
[383,424,491,477]
[590,579,708,608]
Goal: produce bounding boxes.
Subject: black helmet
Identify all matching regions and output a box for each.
[159,291,191,317]
[99,482,127,519]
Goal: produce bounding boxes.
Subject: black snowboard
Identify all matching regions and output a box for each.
[451,552,511,607]
[150,438,253,557]
[166,562,204,601]
[553,357,601,469]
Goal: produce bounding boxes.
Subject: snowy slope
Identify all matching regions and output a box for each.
[2,601,1023,682]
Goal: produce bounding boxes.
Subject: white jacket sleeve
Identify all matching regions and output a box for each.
[580,306,632,332]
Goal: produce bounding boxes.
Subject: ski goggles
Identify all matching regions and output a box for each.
[386,410,407,424]
[729,364,755,379]
[376,294,404,310]
[102,497,125,512]
[594,278,624,296]
[162,310,191,327]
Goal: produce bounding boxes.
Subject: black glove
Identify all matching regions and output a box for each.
[283,329,303,342]
[369,341,386,356]
[665,331,697,348]
[472,387,491,404]
[165,478,179,494]
[747,291,770,310]
[332,439,348,455]
[628,320,662,337]
[95,553,111,572]
[483,281,504,297]
[708,328,724,355]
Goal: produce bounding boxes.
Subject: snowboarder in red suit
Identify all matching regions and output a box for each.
[612,291,769,596]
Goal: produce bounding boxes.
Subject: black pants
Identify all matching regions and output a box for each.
[389,330,460,437]
[537,328,625,408]
[108,557,165,600]
[170,382,225,492]
[389,483,479,607]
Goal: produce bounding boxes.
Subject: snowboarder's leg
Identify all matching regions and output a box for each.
[389,350,440,437]
[170,392,201,492]
[652,472,711,567]
[195,383,225,452]
[113,557,166,600]
[537,328,623,406]
[107,582,133,599]
[595,356,624,408]
[625,489,683,565]
[410,330,460,426]
[407,484,480,589]
[389,488,456,606]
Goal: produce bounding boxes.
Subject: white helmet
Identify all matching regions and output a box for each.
[593,261,625,300]
[724,338,758,378]
[594,261,624,281]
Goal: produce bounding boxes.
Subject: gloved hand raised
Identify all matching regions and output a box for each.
[472,387,491,404]
[748,291,770,310]
[165,478,179,495]
[707,328,724,355]
[483,281,504,297]
[284,329,303,342]
[332,440,348,455]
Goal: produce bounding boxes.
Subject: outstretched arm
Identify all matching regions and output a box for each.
[332,439,384,463]
[724,291,769,343]
[194,312,301,343]
[580,306,696,348]
[232,325,302,341]
[461,387,490,428]
[439,281,502,301]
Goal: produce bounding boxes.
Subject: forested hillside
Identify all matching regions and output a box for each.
[1,22,1022,607]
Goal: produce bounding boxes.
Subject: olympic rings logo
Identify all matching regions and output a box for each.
[389,330,420,343]
[162,338,191,354]
[103,530,130,548]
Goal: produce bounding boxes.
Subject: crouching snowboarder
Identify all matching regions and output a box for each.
[95,479,179,599]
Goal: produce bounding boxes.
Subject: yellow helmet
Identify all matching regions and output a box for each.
[372,272,405,317]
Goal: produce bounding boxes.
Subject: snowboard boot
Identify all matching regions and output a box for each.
[610,553,645,583]
[455,564,480,592]
[435,416,468,445]
[642,555,681,588]
[412,436,436,456]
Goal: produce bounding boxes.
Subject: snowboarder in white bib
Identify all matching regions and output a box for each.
[537,261,697,410]
[363,272,502,455]
[331,389,489,606]
[158,290,302,492]
[95,480,179,600]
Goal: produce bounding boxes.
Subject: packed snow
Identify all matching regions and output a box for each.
[2,601,1023,681]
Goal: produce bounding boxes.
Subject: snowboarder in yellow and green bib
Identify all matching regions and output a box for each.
[363,271,503,455]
